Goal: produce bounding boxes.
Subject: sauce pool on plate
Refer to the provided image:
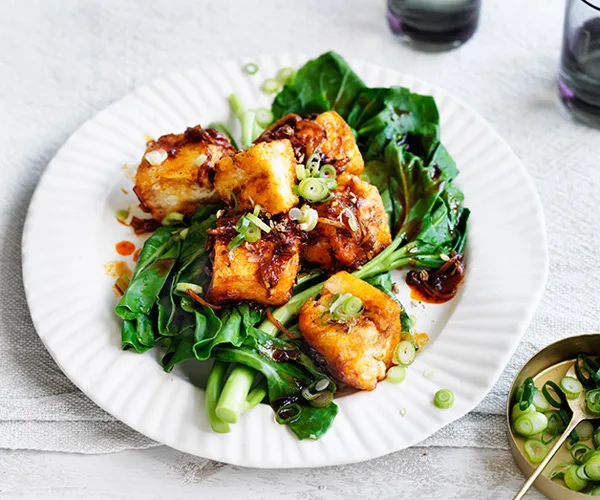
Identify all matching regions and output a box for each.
[115,240,136,256]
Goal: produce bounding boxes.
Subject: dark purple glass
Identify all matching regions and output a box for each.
[559,0,600,127]
[387,0,481,51]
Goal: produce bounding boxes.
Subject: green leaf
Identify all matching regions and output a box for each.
[347,86,440,161]
[214,333,338,440]
[272,51,366,120]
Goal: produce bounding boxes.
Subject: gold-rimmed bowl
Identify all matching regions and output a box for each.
[508,333,600,499]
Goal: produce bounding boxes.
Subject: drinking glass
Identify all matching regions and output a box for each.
[559,0,600,127]
[386,0,481,51]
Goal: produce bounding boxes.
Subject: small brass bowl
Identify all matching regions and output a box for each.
[508,333,600,499]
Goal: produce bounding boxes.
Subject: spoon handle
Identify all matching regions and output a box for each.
[513,417,581,500]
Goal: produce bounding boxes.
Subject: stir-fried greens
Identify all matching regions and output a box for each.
[114,52,469,440]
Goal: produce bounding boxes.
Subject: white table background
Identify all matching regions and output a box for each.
[1,0,587,497]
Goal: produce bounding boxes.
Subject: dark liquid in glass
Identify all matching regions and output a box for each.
[387,0,481,50]
[559,17,600,127]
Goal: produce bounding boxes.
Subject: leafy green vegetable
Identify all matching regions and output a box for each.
[347,86,440,161]
[272,51,366,120]
[215,328,337,440]
[365,272,412,335]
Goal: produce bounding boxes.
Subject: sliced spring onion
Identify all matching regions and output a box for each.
[162,212,185,225]
[434,389,455,409]
[576,464,592,481]
[400,408,407,417]
[194,153,208,166]
[275,403,302,424]
[298,207,318,231]
[277,67,296,84]
[587,389,600,413]
[228,233,246,250]
[319,164,337,179]
[309,390,334,408]
[511,403,535,423]
[590,485,600,496]
[518,377,536,411]
[253,204,262,216]
[244,225,261,243]
[324,178,338,190]
[560,376,583,399]
[340,208,358,232]
[576,421,594,441]
[570,443,594,464]
[524,439,548,464]
[175,282,203,295]
[594,426,600,448]
[408,315,417,328]
[329,293,363,321]
[306,153,321,176]
[315,379,330,392]
[296,164,308,181]
[289,207,303,221]
[245,213,271,233]
[144,148,168,166]
[394,341,416,366]
[386,365,406,384]
[243,62,259,75]
[116,208,129,222]
[297,178,331,203]
[541,410,566,444]
[541,380,566,409]
[532,389,551,412]
[564,464,588,491]
[255,107,273,128]
[549,463,572,480]
[513,411,548,437]
[261,78,281,94]
[423,368,435,379]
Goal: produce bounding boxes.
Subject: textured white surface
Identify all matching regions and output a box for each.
[21,55,548,467]
[0,0,598,495]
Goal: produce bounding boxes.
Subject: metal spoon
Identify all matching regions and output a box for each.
[513,363,594,499]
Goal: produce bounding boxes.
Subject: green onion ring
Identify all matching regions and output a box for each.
[275,403,302,424]
[262,78,281,94]
[586,389,600,413]
[245,213,271,233]
[228,233,246,250]
[519,377,536,411]
[297,178,331,203]
[244,225,261,243]
[308,391,333,408]
[319,165,337,179]
[434,389,455,409]
[277,67,296,84]
[243,62,259,75]
[541,380,566,409]
[306,153,321,176]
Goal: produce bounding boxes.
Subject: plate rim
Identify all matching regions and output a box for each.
[22,54,549,467]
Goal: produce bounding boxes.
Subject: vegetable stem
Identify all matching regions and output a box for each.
[205,360,231,433]
[243,381,268,413]
[215,364,256,424]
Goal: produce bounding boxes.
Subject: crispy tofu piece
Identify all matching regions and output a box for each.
[214,140,298,215]
[303,174,392,271]
[314,111,364,176]
[208,216,301,306]
[299,272,402,390]
[134,126,235,222]
[255,112,364,176]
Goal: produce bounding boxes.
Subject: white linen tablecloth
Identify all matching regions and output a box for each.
[1,0,597,457]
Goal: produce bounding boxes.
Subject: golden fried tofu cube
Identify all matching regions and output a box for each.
[303,173,391,271]
[214,140,298,214]
[208,228,301,306]
[314,111,364,176]
[134,126,235,222]
[299,272,402,391]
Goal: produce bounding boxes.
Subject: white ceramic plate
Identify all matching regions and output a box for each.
[22,54,548,468]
